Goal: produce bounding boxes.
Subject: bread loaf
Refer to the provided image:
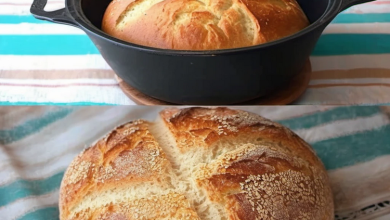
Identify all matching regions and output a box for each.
[59,107,334,220]
[101,0,309,50]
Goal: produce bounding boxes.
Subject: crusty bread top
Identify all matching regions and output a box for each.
[101,0,309,50]
[59,107,334,220]
[59,120,201,220]
[159,107,319,164]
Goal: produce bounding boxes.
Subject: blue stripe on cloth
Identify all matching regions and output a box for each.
[0,15,49,24]
[311,34,390,56]
[2,13,390,24]
[17,207,59,220]
[277,106,382,130]
[1,34,390,55]
[312,125,390,170]
[0,35,99,55]
[0,107,74,145]
[332,13,390,24]
[0,171,64,207]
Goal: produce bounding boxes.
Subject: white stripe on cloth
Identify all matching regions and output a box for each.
[310,54,390,71]
[0,4,65,15]
[329,154,390,213]
[0,85,134,105]
[0,55,111,70]
[0,78,117,86]
[0,190,59,220]
[294,113,390,144]
[0,54,111,70]
[295,86,390,105]
[343,1,390,14]
[0,23,84,35]
[0,0,61,3]
[323,23,390,34]
[0,151,77,186]
[3,23,390,35]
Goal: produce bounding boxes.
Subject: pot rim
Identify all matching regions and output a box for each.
[67,0,342,56]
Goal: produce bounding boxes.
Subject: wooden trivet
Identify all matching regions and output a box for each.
[116,60,312,105]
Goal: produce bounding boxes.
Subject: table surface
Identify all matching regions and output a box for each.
[1,0,390,105]
[0,106,389,219]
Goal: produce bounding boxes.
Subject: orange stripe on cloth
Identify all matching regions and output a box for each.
[311,68,390,80]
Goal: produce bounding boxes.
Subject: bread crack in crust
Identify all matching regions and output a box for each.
[102,0,309,50]
[59,107,334,220]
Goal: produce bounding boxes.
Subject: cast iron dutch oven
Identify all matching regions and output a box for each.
[30,0,374,104]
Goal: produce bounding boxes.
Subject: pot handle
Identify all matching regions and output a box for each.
[340,0,375,12]
[30,0,78,27]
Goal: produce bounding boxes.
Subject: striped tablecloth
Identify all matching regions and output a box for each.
[1,0,390,105]
[0,106,390,220]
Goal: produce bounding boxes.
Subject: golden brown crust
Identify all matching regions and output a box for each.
[195,144,333,219]
[101,0,309,50]
[73,193,200,220]
[60,107,334,220]
[240,0,309,42]
[160,107,334,219]
[59,120,180,219]
[159,107,319,163]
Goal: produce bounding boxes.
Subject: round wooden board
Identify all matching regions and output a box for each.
[116,60,312,105]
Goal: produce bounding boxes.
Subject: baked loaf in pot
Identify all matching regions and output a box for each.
[101,0,310,50]
[59,107,334,220]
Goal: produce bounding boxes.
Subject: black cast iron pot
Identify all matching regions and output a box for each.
[30,0,374,104]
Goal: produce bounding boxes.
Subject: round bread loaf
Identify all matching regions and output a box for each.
[59,107,334,220]
[101,0,310,50]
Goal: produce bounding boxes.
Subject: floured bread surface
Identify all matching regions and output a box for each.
[59,107,334,220]
[101,0,309,50]
[59,120,200,220]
